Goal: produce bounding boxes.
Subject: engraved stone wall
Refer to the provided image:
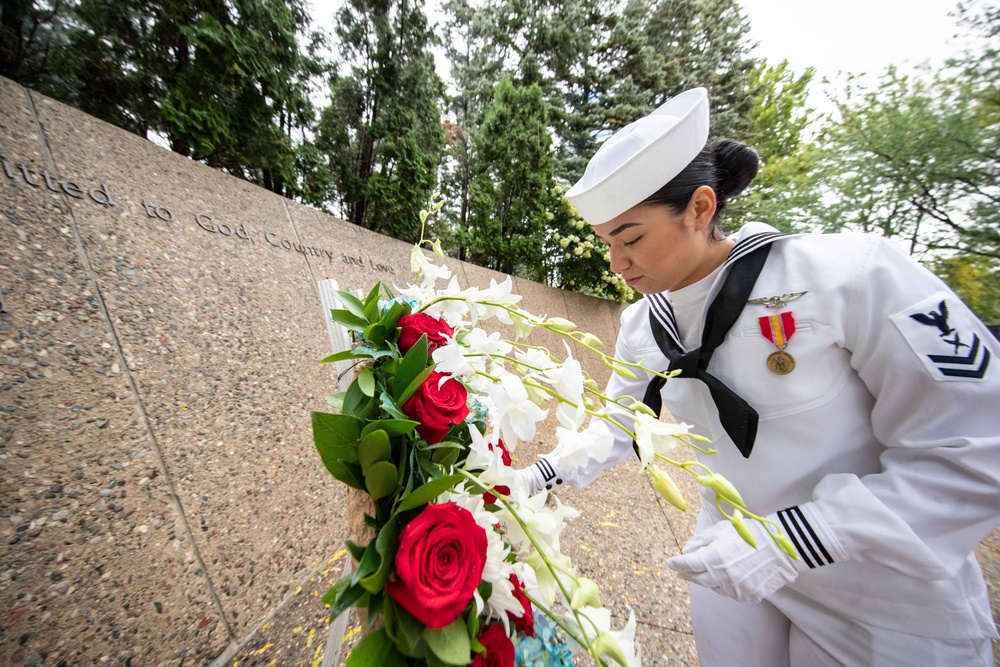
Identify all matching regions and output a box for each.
[0,77,625,666]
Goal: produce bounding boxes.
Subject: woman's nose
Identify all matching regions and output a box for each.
[608,245,629,273]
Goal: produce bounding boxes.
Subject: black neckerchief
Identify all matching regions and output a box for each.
[640,232,788,458]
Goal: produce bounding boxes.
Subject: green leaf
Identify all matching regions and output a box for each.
[325,459,364,490]
[329,308,368,332]
[358,367,376,397]
[394,333,430,397]
[345,539,366,562]
[323,577,366,619]
[335,290,367,320]
[359,516,398,593]
[324,393,345,410]
[424,618,471,665]
[343,379,378,421]
[380,299,408,332]
[395,474,463,513]
[353,539,380,584]
[359,429,392,474]
[345,628,406,667]
[312,411,363,465]
[396,366,435,407]
[431,443,461,467]
[364,282,383,311]
[362,419,419,438]
[364,322,389,347]
[319,349,368,364]
[388,600,428,658]
[364,591,385,630]
[365,461,398,500]
[379,392,408,420]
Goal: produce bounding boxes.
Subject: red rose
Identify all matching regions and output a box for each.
[473,623,515,667]
[507,574,534,637]
[385,502,487,629]
[398,313,454,355]
[403,371,469,444]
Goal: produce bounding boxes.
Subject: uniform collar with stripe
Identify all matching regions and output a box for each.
[645,223,797,354]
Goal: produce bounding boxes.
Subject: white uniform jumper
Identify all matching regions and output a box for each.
[541,222,1000,665]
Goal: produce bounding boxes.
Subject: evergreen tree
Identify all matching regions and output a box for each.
[0,0,69,89]
[317,0,444,241]
[6,0,327,199]
[464,76,553,279]
[644,0,757,140]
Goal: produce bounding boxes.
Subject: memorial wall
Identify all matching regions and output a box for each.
[0,77,627,665]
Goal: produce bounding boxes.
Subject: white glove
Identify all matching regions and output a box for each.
[667,510,826,604]
[518,457,564,497]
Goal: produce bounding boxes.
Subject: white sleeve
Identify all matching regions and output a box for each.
[789,239,1000,579]
[536,307,657,489]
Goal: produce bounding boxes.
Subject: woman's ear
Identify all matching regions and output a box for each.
[687,185,718,231]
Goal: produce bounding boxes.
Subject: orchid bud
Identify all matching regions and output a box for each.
[697,472,745,508]
[730,510,757,549]
[648,466,687,511]
[611,364,638,380]
[578,332,602,348]
[432,239,445,258]
[570,577,601,611]
[546,317,577,332]
[592,632,630,667]
[771,530,802,561]
[632,401,657,418]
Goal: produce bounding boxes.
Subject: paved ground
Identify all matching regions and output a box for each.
[225,441,1000,666]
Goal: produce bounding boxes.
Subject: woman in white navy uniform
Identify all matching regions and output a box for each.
[522,87,1000,666]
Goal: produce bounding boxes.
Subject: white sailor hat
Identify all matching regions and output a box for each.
[566,87,710,225]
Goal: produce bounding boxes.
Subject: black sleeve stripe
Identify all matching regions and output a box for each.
[788,506,834,565]
[777,510,815,568]
[777,506,835,568]
[535,458,557,481]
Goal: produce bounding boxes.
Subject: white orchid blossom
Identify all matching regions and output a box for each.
[409,245,452,288]
[550,425,616,472]
[632,412,694,470]
[487,371,549,445]
[503,489,579,555]
[431,337,478,380]
[515,346,557,372]
[468,276,521,325]
[528,344,587,429]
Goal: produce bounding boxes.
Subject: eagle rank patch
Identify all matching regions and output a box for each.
[892,293,991,381]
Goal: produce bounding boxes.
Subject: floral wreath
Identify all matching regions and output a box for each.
[312,198,797,667]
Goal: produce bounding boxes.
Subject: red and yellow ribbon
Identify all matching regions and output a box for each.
[758,311,796,348]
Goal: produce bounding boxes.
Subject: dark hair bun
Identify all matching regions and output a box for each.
[712,139,759,202]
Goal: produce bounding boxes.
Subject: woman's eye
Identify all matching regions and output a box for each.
[624,237,641,247]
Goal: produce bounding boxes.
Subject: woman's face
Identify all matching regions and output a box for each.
[593,189,730,294]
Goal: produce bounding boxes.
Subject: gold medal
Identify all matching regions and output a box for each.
[759,312,798,375]
[766,350,795,375]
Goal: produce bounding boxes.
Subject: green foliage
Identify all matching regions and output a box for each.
[930,255,1000,325]
[0,0,68,86]
[545,183,635,302]
[789,2,1000,322]
[464,76,554,280]
[6,0,327,199]
[316,0,445,242]
[436,0,759,297]
[732,60,817,231]
[644,0,757,139]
